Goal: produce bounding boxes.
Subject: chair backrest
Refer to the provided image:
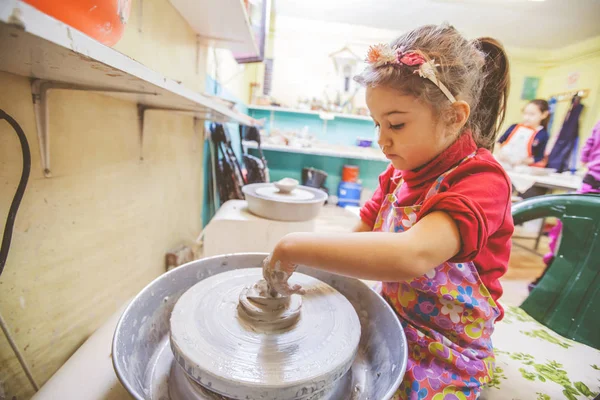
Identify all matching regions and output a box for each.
[512,194,600,349]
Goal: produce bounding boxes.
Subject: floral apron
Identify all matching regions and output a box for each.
[373,154,500,400]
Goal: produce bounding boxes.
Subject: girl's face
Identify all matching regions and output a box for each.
[367,85,456,171]
[522,103,547,128]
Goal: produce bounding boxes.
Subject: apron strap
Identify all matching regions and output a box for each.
[390,175,404,192]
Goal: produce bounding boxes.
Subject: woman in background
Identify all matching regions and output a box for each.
[497,99,550,167]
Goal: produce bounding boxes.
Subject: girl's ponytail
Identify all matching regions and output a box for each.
[471,37,510,151]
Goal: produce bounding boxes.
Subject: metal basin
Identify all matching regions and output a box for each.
[112,253,407,400]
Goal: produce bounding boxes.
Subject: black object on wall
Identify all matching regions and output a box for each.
[211,124,245,204]
[547,95,584,173]
[0,110,30,278]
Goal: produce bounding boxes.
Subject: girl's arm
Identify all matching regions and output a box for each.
[270,211,461,282]
[580,130,597,164]
[353,220,372,232]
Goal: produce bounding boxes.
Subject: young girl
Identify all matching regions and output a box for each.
[265,24,513,399]
[497,99,550,167]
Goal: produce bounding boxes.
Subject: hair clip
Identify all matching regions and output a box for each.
[365,44,456,103]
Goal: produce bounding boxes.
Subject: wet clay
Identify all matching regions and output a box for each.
[262,255,305,297]
[169,268,361,400]
[238,279,302,332]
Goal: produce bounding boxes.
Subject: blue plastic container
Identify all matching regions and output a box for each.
[337,181,362,207]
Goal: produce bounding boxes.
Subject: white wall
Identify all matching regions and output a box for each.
[270,16,399,109]
[206,48,250,100]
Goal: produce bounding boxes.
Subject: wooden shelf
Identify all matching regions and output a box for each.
[248,105,373,122]
[243,141,388,162]
[169,0,259,57]
[0,0,258,126]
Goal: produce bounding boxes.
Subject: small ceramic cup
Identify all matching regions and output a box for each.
[274,178,299,194]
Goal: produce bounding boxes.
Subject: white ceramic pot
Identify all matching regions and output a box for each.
[243,183,327,222]
[169,269,361,399]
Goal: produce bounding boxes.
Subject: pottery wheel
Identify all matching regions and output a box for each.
[255,186,316,201]
[169,269,361,399]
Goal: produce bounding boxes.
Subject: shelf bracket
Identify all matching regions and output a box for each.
[30,79,156,177]
[137,105,214,160]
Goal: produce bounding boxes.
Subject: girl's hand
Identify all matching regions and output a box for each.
[262,252,305,297]
[259,212,461,283]
[525,157,535,166]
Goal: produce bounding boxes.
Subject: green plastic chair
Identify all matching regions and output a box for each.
[512,194,600,350]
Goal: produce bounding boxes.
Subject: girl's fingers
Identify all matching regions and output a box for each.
[262,255,304,296]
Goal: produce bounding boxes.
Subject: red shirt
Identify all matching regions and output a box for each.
[360,133,513,318]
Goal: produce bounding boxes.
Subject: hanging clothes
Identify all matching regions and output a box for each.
[546,97,558,134]
[547,96,584,173]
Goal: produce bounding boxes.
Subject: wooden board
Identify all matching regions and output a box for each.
[248,105,373,121]
[169,0,259,56]
[0,0,256,125]
[243,140,388,162]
